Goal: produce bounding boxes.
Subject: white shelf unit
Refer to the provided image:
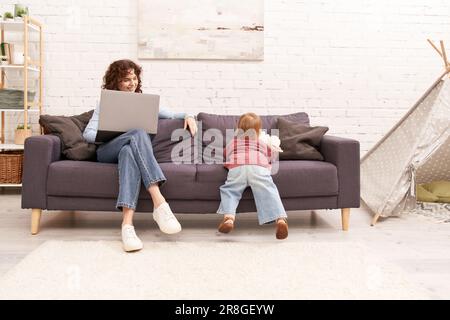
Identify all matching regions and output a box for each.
[0,64,40,72]
[0,20,41,33]
[0,108,39,112]
[0,17,43,188]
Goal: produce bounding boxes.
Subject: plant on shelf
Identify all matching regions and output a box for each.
[14,123,32,145]
[16,124,31,130]
[15,9,27,19]
[14,4,29,19]
[3,12,14,21]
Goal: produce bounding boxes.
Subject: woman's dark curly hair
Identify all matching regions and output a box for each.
[102,59,143,93]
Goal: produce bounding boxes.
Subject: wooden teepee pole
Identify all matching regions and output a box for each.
[440,41,449,67]
[428,39,450,69]
[427,39,443,58]
[427,39,450,78]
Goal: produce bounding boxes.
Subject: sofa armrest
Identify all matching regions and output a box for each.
[21,135,61,209]
[320,135,360,208]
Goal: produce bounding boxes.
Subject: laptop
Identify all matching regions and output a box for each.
[95,89,160,143]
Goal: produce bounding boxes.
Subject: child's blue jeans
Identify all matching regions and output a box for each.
[217,165,287,225]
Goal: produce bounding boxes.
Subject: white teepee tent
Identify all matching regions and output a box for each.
[361,40,450,225]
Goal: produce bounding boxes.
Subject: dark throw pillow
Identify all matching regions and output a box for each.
[277,117,329,160]
[39,110,97,161]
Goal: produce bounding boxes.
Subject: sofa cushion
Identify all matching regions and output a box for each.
[198,111,310,133]
[152,119,199,163]
[39,110,97,161]
[194,161,338,200]
[197,112,310,163]
[47,160,338,201]
[416,184,439,202]
[422,180,450,198]
[277,117,329,160]
[47,161,197,200]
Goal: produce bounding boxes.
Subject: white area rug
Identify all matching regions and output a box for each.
[0,240,431,300]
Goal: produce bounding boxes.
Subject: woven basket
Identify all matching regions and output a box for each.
[0,150,24,184]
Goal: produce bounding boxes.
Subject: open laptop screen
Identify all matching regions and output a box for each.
[95,90,160,143]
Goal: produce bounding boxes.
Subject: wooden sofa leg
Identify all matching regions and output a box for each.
[31,209,42,235]
[341,208,350,231]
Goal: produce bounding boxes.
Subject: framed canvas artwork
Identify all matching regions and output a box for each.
[138,0,264,60]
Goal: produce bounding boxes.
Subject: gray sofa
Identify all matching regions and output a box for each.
[21,112,360,234]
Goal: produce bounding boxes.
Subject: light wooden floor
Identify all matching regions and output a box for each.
[1,189,449,299]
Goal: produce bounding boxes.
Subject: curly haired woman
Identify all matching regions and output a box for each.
[83,59,197,252]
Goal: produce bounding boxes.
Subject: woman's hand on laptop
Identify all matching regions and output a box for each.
[184,115,198,136]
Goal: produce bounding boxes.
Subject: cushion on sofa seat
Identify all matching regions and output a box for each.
[47,160,338,201]
[47,161,197,200]
[194,160,338,200]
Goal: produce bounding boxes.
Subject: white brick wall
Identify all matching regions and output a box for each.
[1,0,449,154]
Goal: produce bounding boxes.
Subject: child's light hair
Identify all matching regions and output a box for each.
[237,112,262,137]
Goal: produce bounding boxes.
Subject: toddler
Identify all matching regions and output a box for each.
[217,112,288,239]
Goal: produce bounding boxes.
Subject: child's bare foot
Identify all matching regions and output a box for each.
[218,215,235,233]
[276,218,288,240]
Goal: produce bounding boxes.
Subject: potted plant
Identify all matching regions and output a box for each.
[14,123,32,145]
[14,4,28,20]
[3,12,14,21]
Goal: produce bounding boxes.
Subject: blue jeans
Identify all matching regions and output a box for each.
[96,129,166,210]
[217,165,287,225]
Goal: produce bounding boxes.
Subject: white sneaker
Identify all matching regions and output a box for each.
[121,224,143,252]
[153,202,182,234]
